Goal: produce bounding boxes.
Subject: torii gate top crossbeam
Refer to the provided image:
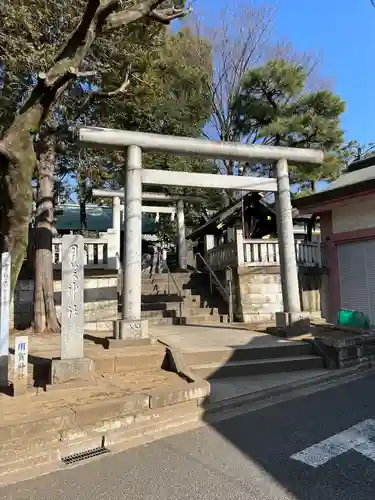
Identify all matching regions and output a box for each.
[79,127,324,165]
[92,189,200,203]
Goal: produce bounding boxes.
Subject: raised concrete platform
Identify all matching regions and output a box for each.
[51,357,95,384]
[1,324,371,486]
[0,329,210,484]
[152,324,325,379]
[152,323,295,351]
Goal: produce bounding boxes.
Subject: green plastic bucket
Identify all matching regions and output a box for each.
[337,308,370,329]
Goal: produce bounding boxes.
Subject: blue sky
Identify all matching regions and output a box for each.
[197,0,375,146]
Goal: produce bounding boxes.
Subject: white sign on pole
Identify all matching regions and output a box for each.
[0,252,11,387]
[291,419,375,467]
[14,336,28,381]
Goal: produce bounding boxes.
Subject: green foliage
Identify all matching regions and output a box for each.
[74,27,223,223]
[233,59,346,188]
[154,215,176,241]
[0,0,86,131]
[0,1,223,227]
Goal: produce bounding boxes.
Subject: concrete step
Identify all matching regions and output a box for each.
[147,314,229,326]
[142,304,224,316]
[142,276,195,286]
[142,301,183,312]
[163,307,221,317]
[141,286,198,297]
[142,272,193,281]
[183,343,314,366]
[141,284,177,294]
[91,345,166,375]
[192,355,325,380]
[142,305,226,319]
[141,294,220,306]
[148,317,175,326]
[178,314,229,325]
[141,294,195,303]
[181,283,212,291]
[142,310,168,319]
[141,285,191,295]
[142,300,222,312]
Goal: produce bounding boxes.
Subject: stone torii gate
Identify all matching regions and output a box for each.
[92,189,201,270]
[79,127,323,342]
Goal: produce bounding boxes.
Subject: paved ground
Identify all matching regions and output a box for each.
[154,324,332,404]
[153,323,302,350]
[4,372,375,499]
[208,369,333,403]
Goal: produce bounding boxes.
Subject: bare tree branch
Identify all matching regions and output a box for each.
[74,70,98,78]
[91,65,132,98]
[104,0,165,30]
[104,0,190,30]
[186,0,277,178]
[75,64,132,115]
[148,5,191,24]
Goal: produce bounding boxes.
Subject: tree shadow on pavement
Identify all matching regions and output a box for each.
[196,332,375,500]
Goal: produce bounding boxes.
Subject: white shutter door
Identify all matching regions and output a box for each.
[364,240,375,324]
[337,241,371,320]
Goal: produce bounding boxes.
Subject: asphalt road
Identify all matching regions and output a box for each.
[4,373,375,500]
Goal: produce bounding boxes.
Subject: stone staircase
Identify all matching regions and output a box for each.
[184,341,325,380]
[141,271,230,326]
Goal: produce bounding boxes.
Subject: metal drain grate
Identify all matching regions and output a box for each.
[61,446,110,465]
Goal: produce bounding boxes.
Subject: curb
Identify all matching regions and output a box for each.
[160,344,211,406]
[1,400,205,488]
[1,353,372,487]
[0,345,209,485]
[203,363,374,413]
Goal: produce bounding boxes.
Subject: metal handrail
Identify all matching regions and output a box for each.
[140,248,183,299]
[195,252,234,322]
[161,256,184,300]
[159,255,184,322]
[195,252,228,298]
[226,265,234,324]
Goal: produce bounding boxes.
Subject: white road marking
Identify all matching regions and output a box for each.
[291,419,375,467]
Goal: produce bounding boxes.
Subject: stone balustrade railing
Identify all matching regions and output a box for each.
[205,230,325,270]
[242,239,323,267]
[206,241,238,270]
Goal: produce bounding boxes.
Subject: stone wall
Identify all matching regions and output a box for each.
[12,272,118,330]
[298,267,328,319]
[236,266,282,324]
[235,265,327,324]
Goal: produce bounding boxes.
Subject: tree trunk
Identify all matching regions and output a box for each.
[33,135,60,333]
[0,0,106,292]
[0,120,37,297]
[0,0,186,292]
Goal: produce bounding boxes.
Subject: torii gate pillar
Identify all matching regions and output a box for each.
[176,199,187,270]
[112,145,149,343]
